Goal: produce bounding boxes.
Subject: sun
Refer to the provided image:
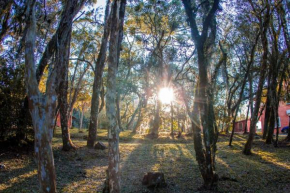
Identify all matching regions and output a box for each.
[158,87,174,104]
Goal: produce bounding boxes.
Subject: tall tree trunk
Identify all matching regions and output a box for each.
[105,1,126,192]
[87,0,111,148]
[151,99,161,137]
[57,25,76,151]
[243,0,270,155]
[182,0,220,189]
[24,1,56,191]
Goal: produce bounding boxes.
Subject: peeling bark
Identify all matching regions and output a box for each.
[24,1,56,191]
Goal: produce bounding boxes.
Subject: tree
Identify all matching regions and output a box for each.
[182,0,220,189]
[24,0,57,191]
[87,0,112,148]
[24,0,86,191]
[243,0,271,155]
[104,0,126,192]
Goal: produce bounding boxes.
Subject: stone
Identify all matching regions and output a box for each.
[142,172,166,188]
[94,142,107,150]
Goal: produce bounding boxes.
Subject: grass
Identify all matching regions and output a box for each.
[1,128,290,192]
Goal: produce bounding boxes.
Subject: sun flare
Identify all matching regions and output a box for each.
[158,87,174,104]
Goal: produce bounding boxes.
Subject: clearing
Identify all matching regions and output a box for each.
[0,129,290,192]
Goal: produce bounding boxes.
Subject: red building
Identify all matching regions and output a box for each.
[234,101,290,133]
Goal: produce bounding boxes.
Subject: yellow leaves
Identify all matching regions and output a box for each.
[38,66,49,93]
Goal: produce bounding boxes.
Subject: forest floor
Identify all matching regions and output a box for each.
[0,128,290,193]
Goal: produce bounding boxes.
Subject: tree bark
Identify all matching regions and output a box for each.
[57,24,76,151]
[24,1,56,191]
[87,0,111,148]
[182,0,220,189]
[105,1,126,192]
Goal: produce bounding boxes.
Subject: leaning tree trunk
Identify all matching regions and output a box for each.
[105,1,126,192]
[24,1,56,191]
[87,0,111,148]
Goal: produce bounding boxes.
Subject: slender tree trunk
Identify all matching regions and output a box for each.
[127,99,141,130]
[170,102,174,137]
[87,0,111,148]
[243,1,270,155]
[57,26,76,151]
[244,103,250,134]
[116,93,123,130]
[105,1,126,192]
[151,99,161,138]
[263,95,271,139]
[79,107,84,131]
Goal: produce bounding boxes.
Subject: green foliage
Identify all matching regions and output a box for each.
[0,61,32,141]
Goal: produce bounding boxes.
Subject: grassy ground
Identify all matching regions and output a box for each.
[0,128,290,193]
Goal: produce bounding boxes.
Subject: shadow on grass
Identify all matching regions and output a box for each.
[119,138,201,193]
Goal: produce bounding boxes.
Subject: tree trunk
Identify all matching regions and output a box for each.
[151,99,161,138]
[24,1,56,191]
[57,26,76,151]
[105,1,126,192]
[182,0,220,189]
[170,102,174,137]
[127,99,141,131]
[244,103,250,134]
[87,0,111,148]
[243,1,270,155]
[79,106,84,131]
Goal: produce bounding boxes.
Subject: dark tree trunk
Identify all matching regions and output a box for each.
[244,103,250,134]
[57,25,76,151]
[87,0,111,148]
[182,0,220,189]
[262,95,271,139]
[244,1,270,155]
